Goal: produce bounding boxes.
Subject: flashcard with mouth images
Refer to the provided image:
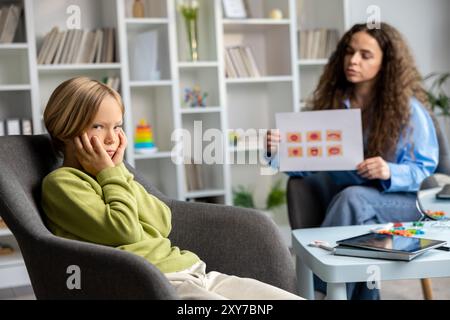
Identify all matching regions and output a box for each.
[275,109,363,171]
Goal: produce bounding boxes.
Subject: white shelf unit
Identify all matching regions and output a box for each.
[173,0,229,204]
[117,0,180,199]
[216,0,300,245]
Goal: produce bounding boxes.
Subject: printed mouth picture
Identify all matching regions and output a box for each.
[287,132,302,143]
[326,130,342,141]
[327,145,343,156]
[307,131,322,142]
[307,146,322,157]
[288,147,303,157]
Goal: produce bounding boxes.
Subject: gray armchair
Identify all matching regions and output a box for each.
[0,134,296,299]
[286,112,450,299]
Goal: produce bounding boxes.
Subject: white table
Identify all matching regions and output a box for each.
[292,222,450,300]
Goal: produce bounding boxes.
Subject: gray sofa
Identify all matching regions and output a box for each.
[0,134,296,299]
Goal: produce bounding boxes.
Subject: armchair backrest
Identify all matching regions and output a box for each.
[0,135,61,241]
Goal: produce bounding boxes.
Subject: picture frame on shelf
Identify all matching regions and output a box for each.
[222,0,248,19]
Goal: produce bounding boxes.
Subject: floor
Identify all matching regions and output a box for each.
[1,278,449,300]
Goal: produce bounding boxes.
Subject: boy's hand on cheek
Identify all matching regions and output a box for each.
[112,129,127,166]
[74,133,114,176]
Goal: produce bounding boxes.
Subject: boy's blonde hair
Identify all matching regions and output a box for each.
[44,77,124,155]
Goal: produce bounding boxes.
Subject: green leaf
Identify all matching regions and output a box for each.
[265,180,286,210]
[424,72,450,115]
[232,185,255,208]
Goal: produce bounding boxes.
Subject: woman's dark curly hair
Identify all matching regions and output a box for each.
[309,22,429,160]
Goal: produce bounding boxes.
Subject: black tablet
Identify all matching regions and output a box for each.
[336,233,446,254]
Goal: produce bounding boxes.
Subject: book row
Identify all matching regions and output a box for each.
[224,45,261,78]
[298,28,339,60]
[37,27,116,65]
[0,118,32,136]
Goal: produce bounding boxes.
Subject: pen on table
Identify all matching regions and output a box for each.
[435,246,450,251]
[308,240,335,252]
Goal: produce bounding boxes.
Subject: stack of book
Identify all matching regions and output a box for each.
[37,27,116,65]
[298,28,339,60]
[224,46,261,78]
[0,118,32,136]
[0,4,21,43]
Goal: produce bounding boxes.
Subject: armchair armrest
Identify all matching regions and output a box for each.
[22,234,178,300]
[168,200,296,294]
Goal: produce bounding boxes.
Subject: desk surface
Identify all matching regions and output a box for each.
[292,222,450,283]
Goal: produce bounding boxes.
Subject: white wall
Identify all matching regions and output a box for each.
[347,0,450,77]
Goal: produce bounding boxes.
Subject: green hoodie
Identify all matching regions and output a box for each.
[42,163,199,273]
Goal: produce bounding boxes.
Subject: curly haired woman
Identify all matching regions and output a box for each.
[266,23,439,299]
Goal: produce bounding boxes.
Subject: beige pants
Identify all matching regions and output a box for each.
[165,261,303,300]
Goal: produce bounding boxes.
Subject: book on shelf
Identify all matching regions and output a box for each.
[44,29,63,64]
[185,160,204,191]
[129,29,159,81]
[0,119,4,136]
[0,4,21,44]
[52,30,68,64]
[21,119,32,135]
[6,118,20,135]
[298,28,339,60]
[37,27,116,65]
[334,232,446,261]
[224,46,260,78]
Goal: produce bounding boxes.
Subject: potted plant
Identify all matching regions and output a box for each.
[232,180,287,224]
[424,72,450,136]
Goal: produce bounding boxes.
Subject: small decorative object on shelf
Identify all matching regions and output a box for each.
[183,85,208,107]
[177,0,200,61]
[134,119,158,154]
[222,0,248,19]
[269,9,283,20]
[132,0,145,18]
[229,131,240,146]
[0,243,14,256]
